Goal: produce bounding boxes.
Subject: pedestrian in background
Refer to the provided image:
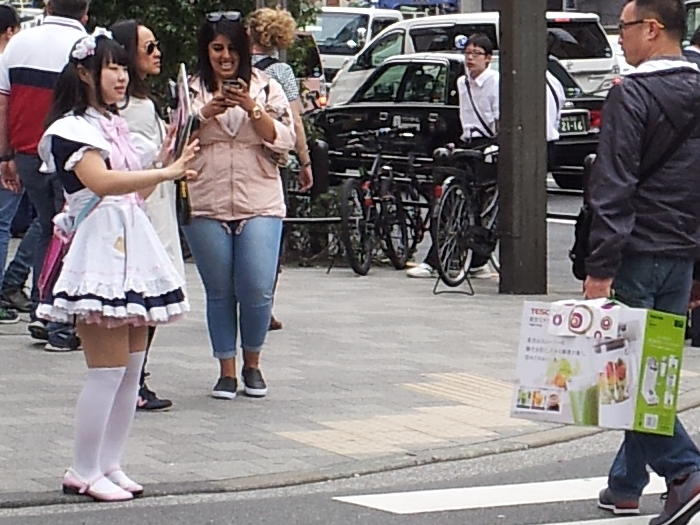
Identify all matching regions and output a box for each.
[584,1,700,524]
[0,0,87,350]
[39,31,197,502]
[184,11,295,400]
[247,6,314,331]
[0,3,24,324]
[111,19,178,412]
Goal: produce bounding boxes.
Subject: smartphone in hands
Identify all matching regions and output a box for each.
[222,78,244,91]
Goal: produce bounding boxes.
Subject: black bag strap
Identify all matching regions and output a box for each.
[463,76,495,138]
[254,56,280,72]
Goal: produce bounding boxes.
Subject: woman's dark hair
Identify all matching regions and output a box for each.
[0,4,20,33]
[196,18,251,93]
[110,19,151,99]
[46,36,129,126]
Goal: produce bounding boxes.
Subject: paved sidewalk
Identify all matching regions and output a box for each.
[3,229,700,507]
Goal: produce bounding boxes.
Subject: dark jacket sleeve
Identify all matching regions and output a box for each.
[585,83,647,279]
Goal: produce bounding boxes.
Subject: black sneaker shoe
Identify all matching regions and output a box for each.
[211,376,237,400]
[242,367,267,398]
[0,306,19,324]
[0,288,32,313]
[650,471,700,525]
[28,320,48,341]
[137,385,173,411]
[44,329,81,352]
[597,487,640,515]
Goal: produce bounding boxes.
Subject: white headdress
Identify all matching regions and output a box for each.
[71,27,114,61]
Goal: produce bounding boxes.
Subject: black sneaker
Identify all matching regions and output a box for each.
[242,367,267,398]
[211,376,237,400]
[598,487,640,515]
[137,385,173,411]
[44,328,81,352]
[0,288,32,313]
[0,306,19,324]
[28,320,48,341]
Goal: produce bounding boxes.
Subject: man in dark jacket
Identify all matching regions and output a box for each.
[584,1,700,525]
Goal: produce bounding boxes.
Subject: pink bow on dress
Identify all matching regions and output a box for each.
[98,115,142,172]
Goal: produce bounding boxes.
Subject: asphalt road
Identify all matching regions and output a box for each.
[6,403,700,525]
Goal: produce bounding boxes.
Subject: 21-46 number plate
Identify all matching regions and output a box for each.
[559,113,588,134]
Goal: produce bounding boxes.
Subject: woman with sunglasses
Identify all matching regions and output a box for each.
[184,12,295,400]
[110,19,178,412]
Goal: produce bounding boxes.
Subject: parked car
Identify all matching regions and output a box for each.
[287,31,327,113]
[327,11,617,106]
[314,52,604,189]
[305,7,402,83]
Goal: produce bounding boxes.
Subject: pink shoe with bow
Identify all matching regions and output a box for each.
[62,468,133,502]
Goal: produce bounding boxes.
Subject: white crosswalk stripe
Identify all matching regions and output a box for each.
[334,474,666,516]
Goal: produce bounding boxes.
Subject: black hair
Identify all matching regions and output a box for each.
[47,0,89,20]
[626,0,686,42]
[692,26,700,47]
[0,4,20,33]
[196,18,251,93]
[110,19,151,99]
[46,36,128,126]
[467,33,494,55]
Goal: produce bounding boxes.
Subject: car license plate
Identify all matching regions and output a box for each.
[559,113,588,134]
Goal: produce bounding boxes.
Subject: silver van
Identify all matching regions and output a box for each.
[328,11,618,105]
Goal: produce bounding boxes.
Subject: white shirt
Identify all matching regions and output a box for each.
[457,68,499,140]
[546,71,566,142]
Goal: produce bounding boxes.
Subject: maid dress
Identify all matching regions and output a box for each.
[36,108,189,328]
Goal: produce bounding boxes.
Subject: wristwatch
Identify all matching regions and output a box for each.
[249,104,263,121]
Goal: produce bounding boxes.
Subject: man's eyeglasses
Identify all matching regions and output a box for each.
[206,11,241,23]
[145,41,161,56]
[465,50,487,57]
[618,18,666,31]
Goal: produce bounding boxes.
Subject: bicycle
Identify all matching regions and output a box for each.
[337,128,415,275]
[431,144,500,290]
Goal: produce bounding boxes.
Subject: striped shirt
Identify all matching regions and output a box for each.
[0,16,86,154]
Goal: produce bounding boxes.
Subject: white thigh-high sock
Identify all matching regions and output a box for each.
[100,351,146,474]
[72,367,126,480]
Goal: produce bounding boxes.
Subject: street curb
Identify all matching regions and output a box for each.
[4,387,700,510]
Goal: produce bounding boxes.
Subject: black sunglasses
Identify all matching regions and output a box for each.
[145,40,161,56]
[206,11,241,23]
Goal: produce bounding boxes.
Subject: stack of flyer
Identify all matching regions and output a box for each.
[511,299,686,436]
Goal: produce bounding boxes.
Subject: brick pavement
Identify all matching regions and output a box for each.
[3,236,700,505]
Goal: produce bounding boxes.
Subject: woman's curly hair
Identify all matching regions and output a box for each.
[247,8,297,51]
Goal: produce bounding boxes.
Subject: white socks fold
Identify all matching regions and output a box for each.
[72,351,146,481]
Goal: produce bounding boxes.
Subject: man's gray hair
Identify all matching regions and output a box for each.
[47,0,89,20]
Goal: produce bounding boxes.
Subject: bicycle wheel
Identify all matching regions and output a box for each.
[380,192,409,269]
[480,185,500,274]
[432,181,475,287]
[339,178,374,275]
[397,182,425,259]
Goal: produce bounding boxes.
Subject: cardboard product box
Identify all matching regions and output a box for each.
[512,300,686,436]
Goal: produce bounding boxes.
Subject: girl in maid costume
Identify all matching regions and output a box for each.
[37,29,198,502]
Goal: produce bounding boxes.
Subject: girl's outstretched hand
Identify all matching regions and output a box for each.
[156,124,177,166]
[163,139,200,181]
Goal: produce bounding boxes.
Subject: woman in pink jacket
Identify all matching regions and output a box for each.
[184,11,295,400]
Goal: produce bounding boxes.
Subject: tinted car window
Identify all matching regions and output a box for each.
[288,34,323,79]
[310,13,369,56]
[368,32,404,67]
[400,64,448,103]
[410,24,498,52]
[546,22,612,59]
[371,17,397,37]
[355,64,408,102]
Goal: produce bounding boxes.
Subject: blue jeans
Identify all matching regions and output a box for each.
[16,153,67,334]
[0,187,22,283]
[183,216,282,360]
[2,215,39,293]
[608,254,700,498]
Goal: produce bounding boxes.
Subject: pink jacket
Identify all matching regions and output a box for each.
[188,70,296,221]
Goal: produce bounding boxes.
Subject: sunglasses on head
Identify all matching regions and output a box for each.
[206,11,241,23]
[145,40,161,55]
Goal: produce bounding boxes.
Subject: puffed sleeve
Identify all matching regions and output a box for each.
[261,77,296,154]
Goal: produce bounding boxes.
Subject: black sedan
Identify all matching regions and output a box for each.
[313,52,604,189]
